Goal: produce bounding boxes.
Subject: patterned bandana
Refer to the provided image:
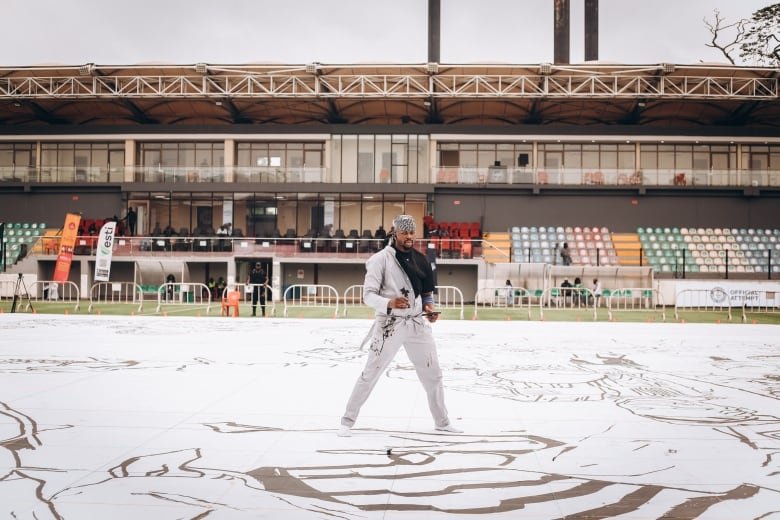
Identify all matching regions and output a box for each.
[393,214,416,233]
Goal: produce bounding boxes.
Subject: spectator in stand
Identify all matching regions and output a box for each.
[206,277,216,299]
[561,278,573,305]
[374,225,386,240]
[87,221,97,235]
[216,276,227,297]
[152,222,162,236]
[574,277,583,306]
[560,242,572,266]
[423,213,435,238]
[592,278,603,307]
[125,207,137,236]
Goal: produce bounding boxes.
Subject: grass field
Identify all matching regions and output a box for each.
[2,299,778,324]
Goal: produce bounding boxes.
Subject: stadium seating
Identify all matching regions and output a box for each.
[510,225,618,265]
[640,227,779,273]
[425,218,481,258]
[2,222,47,266]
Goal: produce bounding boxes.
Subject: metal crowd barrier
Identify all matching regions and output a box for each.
[539,287,597,321]
[341,284,463,318]
[89,281,144,313]
[741,289,780,323]
[472,286,532,319]
[156,282,212,314]
[674,288,735,321]
[607,287,666,322]
[283,284,340,318]
[24,280,81,312]
[341,284,365,317]
[435,285,465,320]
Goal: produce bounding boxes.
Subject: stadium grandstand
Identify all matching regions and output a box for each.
[1,4,779,312]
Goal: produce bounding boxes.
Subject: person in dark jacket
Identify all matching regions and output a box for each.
[247,262,269,316]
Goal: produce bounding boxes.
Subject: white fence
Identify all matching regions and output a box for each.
[607,288,666,322]
[89,281,144,313]
[539,287,597,321]
[741,289,780,322]
[156,282,212,314]
[674,289,736,321]
[341,284,365,317]
[435,285,465,320]
[283,284,340,318]
[341,284,464,319]
[24,280,81,312]
[472,286,532,319]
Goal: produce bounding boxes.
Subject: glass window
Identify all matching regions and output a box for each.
[357,135,374,183]
[640,144,657,169]
[618,145,635,170]
[658,145,675,169]
[600,144,617,169]
[579,144,597,169]
[375,135,391,183]
[340,136,358,183]
[564,144,582,169]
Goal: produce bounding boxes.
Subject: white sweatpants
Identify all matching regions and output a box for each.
[340,315,450,428]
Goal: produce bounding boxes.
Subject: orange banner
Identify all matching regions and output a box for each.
[53,213,81,282]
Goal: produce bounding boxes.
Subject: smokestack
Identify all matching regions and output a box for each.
[428,0,440,64]
[585,0,599,61]
[553,0,570,64]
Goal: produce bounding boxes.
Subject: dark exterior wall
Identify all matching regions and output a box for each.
[0,191,123,226]
[434,191,780,232]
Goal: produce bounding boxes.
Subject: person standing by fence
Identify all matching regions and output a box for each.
[248,262,268,317]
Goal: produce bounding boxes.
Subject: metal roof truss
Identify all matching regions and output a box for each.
[0,73,776,100]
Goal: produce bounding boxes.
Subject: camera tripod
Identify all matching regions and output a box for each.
[11,273,33,313]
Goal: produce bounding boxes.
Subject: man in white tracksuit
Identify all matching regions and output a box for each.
[338,214,461,436]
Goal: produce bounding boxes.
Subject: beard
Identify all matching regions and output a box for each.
[393,235,414,251]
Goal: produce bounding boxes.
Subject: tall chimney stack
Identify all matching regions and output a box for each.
[428,0,441,64]
[553,0,570,64]
[585,0,599,61]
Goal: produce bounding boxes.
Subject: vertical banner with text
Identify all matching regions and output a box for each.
[53,213,81,282]
[94,221,117,281]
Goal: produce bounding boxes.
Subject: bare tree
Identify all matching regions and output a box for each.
[703,9,747,64]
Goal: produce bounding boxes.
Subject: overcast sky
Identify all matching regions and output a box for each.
[1,0,772,66]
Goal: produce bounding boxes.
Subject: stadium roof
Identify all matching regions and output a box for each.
[0,62,778,128]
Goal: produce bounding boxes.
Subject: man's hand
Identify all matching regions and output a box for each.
[389,296,410,309]
[423,303,439,322]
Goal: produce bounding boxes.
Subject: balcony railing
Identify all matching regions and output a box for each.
[2,165,779,188]
[0,166,124,183]
[432,167,780,188]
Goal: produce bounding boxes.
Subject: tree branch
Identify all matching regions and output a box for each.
[703,9,747,64]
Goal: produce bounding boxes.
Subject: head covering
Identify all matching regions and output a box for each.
[255,262,262,268]
[392,214,416,233]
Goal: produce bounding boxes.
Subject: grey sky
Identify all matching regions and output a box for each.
[1,0,772,66]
